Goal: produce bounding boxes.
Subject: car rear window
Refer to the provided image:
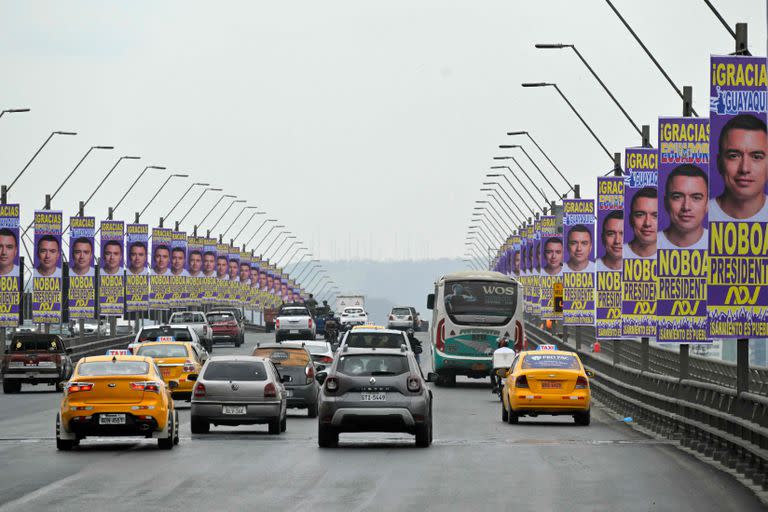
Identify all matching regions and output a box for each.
[207,313,234,323]
[204,361,267,381]
[522,354,580,370]
[344,332,405,350]
[279,308,309,317]
[11,338,62,352]
[170,312,204,323]
[345,308,363,314]
[137,344,189,358]
[337,354,409,376]
[304,343,331,355]
[138,328,194,342]
[392,308,411,316]
[252,347,310,367]
[79,361,149,376]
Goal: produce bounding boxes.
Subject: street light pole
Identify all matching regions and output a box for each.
[274,241,301,266]
[178,187,223,226]
[244,218,276,247]
[287,251,311,274]
[263,233,293,259]
[506,131,573,190]
[209,199,246,233]
[138,173,190,219]
[222,206,257,239]
[233,210,266,242]
[478,197,517,232]
[83,155,141,209]
[470,223,502,247]
[278,245,307,269]
[480,186,525,224]
[485,173,537,217]
[490,162,548,207]
[295,262,320,282]
[253,225,285,253]
[164,182,209,220]
[50,145,115,205]
[521,82,613,161]
[3,131,77,203]
[111,165,166,216]
[499,144,565,197]
[198,194,235,229]
[473,207,506,240]
[0,108,30,118]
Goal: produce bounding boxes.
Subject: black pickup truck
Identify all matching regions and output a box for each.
[1,333,74,393]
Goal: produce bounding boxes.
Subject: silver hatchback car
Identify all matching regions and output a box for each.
[316,347,437,448]
[190,355,290,435]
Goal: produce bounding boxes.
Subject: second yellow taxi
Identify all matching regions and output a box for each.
[135,342,204,401]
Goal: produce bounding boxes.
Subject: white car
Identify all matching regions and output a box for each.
[128,324,208,361]
[386,306,419,331]
[285,340,335,369]
[168,311,213,351]
[275,306,316,342]
[339,307,368,329]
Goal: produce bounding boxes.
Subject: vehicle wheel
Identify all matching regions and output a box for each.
[415,418,432,448]
[268,417,281,435]
[306,402,318,418]
[280,415,287,432]
[318,424,338,448]
[507,411,519,425]
[574,410,591,426]
[173,411,180,445]
[57,380,67,392]
[191,415,210,434]
[158,414,174,450]
[55,414,75,451]
[3,380,21,394]
[501,404,509,423]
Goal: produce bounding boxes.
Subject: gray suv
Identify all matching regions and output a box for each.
[316,347,437,448]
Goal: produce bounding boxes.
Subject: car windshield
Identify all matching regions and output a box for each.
[204,361,267,381]
[137,344,189,358]
[11,337,62,352]
[392,308,411,316]
[78,361,149,376]
[443,280,517,326]
[170,312,204,323]
[207,313,234,323]
[337,354,409,376]
[344,332,405,349]
[522,354,580,370]
[138,328,194,342]
[280,308,309,317]
[252,347,310,367]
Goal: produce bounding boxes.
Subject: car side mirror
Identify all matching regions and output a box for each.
[169,380,179,390]
[187,374,198,382]
[281,374,292,383]
[426,294,435,310]
[426,372,439,383]
[585,370,595,378]
[316,372,327,384]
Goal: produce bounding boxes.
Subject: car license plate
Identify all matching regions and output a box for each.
[361,393,386,401]
[541,381,562,389]
[99,414,126,425]
[24,363,38,367]
[285,389,293,397]
[222,405,246,415]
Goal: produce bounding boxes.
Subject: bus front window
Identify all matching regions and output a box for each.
[444,280,516,326]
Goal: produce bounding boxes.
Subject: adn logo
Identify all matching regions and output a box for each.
[724,286,760,305]
[632,301,656,315]
[670,301,700,316]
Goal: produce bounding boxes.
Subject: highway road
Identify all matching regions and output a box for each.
[0,331,763,511]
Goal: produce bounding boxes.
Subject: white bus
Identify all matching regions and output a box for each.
[426,270,523,386]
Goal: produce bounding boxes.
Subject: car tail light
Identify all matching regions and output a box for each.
[67,382,94,394]
[276,319,280,330]
[130,381,162,393]
[325,376,339,393]
[407,375,421,392]
[436,318,446,352]
[318,356,333,364]
[407,315,412,321]
[389,315,395,321]
[515,375,529,389]
[308,318,313,329]
[264,382,277,398]
[193,382,206,397]
[306,364,315,381]
[575,376,589,389]
[183,360,196,372]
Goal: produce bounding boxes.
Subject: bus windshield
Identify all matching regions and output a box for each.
[443,280,517,326]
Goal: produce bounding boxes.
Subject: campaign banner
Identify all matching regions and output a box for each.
[187,236,204,305]
[216,243,229,305]
[0,204,21,327]
[708,55,768,338]
[658,117,710,342]
[201,237,217,303]
[150,227,173,309]
[125,224,149,311]
[33,210,63,323]
[563,199,596,325]
[240,250,251,308]
[510,234,521,279]
[170,231,188,307]
[596,177,624,339]
[531,220,542,315]
[99,220,124,316]
[522,224,533,313]
[622,147,659,338]
[539,216,561,319]
[68,216,95,319]
[227,246,240,306]
[251,260,261,311]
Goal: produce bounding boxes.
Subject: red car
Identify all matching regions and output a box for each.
[207,310,244,347]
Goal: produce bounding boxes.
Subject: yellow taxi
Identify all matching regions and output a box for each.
[500,348,592,425]
[56,354,179,450]
[135,342,203,400]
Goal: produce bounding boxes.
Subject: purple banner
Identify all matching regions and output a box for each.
[33,210,63,323]
[596,177,624,339]
[0,204,21,327]
[99,220,124,316]
[126,224,149,311]
[68,216,95,319]
[539,215,560,319]
[563,199,595,325]
[170,231,188,307]
[708,55,768,338]
[150,227,173,309]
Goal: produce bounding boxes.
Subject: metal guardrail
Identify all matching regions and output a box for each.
[66,334,135,362]
[565,326,768,396]
[526,321,768,491]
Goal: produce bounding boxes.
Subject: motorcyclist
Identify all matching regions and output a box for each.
[491,336,514,393]
[305,293,318,316]
[406,328,422,364]
[325,312,339,344]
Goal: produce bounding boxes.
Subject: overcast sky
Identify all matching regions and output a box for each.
[0,1,764,262]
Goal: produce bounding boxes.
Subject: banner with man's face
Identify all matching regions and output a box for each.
[227,246,240,306]
[250,260,261,311]
[239,251,251,308]
[33,210,63,323]
[150,227,173,309]
[708,55,768,338]
[510,234,521,278]
[99,220,124,316]
[216,243,229,306]
[563,199,595,326]
[0,204,21,327]
[68,216,95,319]
[522,223,533,313]
[596,177,624,339]
[658,117,710,343]
[202,238,218,303]
[126,224,149,311]
[622,147,659,338]
[539,215,560,319]
[170,231,188,307]
[531,219,541,316]
[187,236,204,304]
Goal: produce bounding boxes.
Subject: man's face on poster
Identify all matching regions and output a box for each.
[239,263,251,282]
[543,241,562,271]
[171,249,186,273]
[103,243,122,273]
[513,252,520,273]
[228,260,239,280]
[37,239,59,274]
[203,253,215,274]
[72,241,92,274]
[153,247,170,273]
[0,234,18,274]
[719,127,768,202]
[189,252,203,274]
[567,231,592,267]
[666,175,707,234]
[216,257,228,277]
[260,273,268,288]
[602,217,623,260]
[129,244,147,272]
[630,196,658,245]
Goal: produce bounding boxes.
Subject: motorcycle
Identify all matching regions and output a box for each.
[324,317,339,344]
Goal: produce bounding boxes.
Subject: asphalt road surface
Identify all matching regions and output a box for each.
[0,331,763,511]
